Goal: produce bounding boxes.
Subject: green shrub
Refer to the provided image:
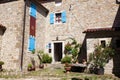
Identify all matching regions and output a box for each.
[0,61,4,65]
[42,54,52,63]
[28,63,32,68]
[31,49,35,54]
[61,56,71,63]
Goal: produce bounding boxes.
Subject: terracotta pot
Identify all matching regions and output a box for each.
[27,67,32,71]
[65,67,71,73]
[0,65,3,71]
[32,66,35,71]
[39,64,44,69]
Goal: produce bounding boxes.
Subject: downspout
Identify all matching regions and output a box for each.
[21,0,27,71]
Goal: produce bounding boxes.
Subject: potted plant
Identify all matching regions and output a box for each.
[61,56,72,73]
[39,61,44,69]
[64,63,71,73]
[31,58,36,71]
[0,61,4,71]
[37,50,44,69]
[64,38,81,63]
[88,44,114,75]
[27,63,32,71]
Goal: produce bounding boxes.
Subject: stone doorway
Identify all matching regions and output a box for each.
[54,42,62,62]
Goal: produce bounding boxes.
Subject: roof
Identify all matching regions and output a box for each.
[0,0,17,3]
[0,24,6,31]
[29,0,49,15]
[36,0,54,3]
[83,27,116,33]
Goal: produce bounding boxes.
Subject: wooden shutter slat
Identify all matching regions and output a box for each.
[30,3,37,18]
[30,16,36,37]
[62,11,66,23]
[50,13,54,24]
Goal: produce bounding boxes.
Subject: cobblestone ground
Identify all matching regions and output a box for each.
[0,77,62,80]
[0,63,119,80]
[0,63,66,80]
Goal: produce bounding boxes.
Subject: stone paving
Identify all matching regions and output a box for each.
[0,63,119,80]
[0,63,66,80]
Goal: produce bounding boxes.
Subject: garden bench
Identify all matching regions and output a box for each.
[71,63,86,72]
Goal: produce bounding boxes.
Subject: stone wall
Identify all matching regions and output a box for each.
[0,0,24,70]
[41,0,119,74]
[0,0,120,75]
[22,0,47,70]
[42,0,118,44]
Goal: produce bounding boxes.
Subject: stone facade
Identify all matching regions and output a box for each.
[0,0,120,76]
[0,0,24,70]
[41,0,119,75]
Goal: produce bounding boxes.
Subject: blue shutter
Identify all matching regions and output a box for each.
[62,11,66,23]
[50,13,54,24]
[48,43,51,49]
[29,36,35,51]
[33,37,35,50]
[29,36,33,51]
[30,3,36,18]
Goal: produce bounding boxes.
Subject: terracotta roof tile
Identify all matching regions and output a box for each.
[83,27,116,33]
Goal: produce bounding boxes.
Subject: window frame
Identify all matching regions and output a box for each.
[54,12,62,24]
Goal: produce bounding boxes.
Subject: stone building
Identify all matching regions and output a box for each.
[0,0,120,76]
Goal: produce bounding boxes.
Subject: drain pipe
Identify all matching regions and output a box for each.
[21,0,27,71]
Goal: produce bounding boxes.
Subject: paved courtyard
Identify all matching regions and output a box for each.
[0,63,119,80]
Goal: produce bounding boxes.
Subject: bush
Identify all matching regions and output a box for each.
[0,61,4,65]
[42,54,52,63]
[61,56,71,64]
[28,63,32,68]
[64,38,81,63]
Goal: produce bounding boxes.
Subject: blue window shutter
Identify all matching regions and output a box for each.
[33,37,35,50]
[62,11,66,23]
[29,36,33,51]
[30,3,36,18]
[29,36,35,51]
[50,13,54,24]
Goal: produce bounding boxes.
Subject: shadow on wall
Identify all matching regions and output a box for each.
[78,35,87,63]
[111,5,120,78]
[0,0,18,4]
[26,0,49,17]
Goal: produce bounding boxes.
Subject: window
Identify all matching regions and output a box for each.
[101,40,106,48]
[50,11,66,24]
[55,13,62,23]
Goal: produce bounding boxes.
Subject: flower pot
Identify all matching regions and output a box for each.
[32,66,35,71]
[0,65,3,71]
[65,67,71,73]
[97,67,104,75]
[27,67,32,71]
[39,64,44,69]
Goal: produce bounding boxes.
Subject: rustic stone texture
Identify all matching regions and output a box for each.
[41,0,118,74]
[0,0,24,71]
[0,0,119,75]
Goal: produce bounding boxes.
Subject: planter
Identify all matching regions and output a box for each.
[27,67,33,71]
[32,66,35,71]
[97,67,104,75]
[65,67,71,73]
[39,64,44,69]
[0,65,3,71]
